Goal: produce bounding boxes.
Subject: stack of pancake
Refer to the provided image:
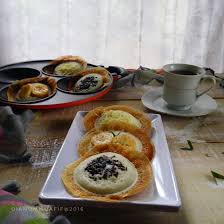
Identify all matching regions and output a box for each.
[62,105,154,202]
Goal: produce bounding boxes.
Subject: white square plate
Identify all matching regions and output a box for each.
[39,112,181,211]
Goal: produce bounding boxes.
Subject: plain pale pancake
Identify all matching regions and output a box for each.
[95,110,142,129]
[74,152,138,195]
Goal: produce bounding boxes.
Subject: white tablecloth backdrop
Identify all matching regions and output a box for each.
[0,0,224,72]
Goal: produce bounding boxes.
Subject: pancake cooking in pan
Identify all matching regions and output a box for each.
[42,55,87,77]
[4,77,57,104]
[57,67,111,94]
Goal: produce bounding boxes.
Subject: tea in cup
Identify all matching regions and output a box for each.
[162,64,216,110]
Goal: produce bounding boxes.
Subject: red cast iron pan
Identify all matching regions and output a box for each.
[0,60,115,109]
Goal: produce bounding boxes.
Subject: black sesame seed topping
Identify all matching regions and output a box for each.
[84,155,127,181]
[77,76,99,91]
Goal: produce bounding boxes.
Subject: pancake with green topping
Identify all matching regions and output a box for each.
[51,55,87,76]
[55,61,84,76]
[83,105,152,133]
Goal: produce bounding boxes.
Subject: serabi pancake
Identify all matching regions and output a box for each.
[74,74,103,93]
[83,105,151,133]
[74,152,138,195]
[51,55,87,76]
[72,67,111,93]
[78,126,154,160]
[61,144,153,202]
[78,67,110,84]
[7,77,57,102]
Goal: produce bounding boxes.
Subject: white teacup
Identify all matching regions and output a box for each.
[162,64,216,110]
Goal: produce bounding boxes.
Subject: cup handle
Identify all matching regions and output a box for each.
[196,75,216,98]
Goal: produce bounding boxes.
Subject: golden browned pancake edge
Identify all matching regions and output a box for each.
[61,144,153,202]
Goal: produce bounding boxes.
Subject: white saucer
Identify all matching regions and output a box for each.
[141,88,217,117]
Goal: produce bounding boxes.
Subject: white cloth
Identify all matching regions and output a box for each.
[0,0,223,72]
